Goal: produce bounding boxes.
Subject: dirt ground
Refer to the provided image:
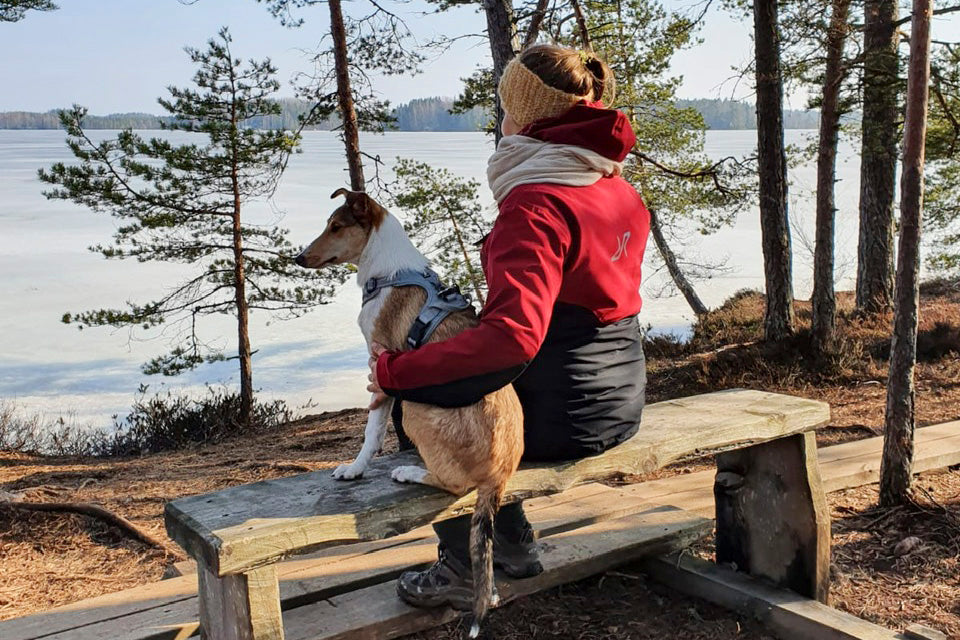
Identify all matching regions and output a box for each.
[2,286,960,638]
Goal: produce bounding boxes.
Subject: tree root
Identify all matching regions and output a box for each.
[1,498,185,560]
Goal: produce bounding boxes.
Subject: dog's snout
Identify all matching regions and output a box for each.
[294,253,307,267]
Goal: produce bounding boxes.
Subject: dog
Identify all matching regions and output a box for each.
[295,188,524,636]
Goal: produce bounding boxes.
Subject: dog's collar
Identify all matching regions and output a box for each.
[362,268,472,348]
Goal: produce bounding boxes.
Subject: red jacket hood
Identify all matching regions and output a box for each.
[519,101,636,162]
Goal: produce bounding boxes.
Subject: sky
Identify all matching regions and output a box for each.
[1,0,762,114]
[2,1,958,114]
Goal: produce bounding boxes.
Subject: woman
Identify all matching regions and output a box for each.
[368,44,651,609]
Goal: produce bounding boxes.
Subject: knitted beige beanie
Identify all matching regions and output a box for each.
[498,56,593,128]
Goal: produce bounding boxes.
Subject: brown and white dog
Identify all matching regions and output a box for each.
[295,189,524,635]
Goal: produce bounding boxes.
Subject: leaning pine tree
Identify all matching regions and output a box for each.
[39,28,342,428]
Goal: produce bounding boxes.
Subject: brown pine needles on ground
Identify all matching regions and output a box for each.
[2,284,960,638]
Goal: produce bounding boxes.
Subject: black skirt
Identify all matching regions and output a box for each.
[512,303,646,461]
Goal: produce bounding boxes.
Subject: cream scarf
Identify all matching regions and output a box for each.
[487,135,623,204]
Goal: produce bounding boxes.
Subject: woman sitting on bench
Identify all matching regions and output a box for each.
[368,43,651,610]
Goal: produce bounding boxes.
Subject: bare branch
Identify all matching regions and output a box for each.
[894,4,960,28]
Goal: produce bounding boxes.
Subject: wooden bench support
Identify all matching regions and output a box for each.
[198,564,284,640]
[640,554,918,640]
[714,431,831,603]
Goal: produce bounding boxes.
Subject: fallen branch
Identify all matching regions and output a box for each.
[0,499,185,560]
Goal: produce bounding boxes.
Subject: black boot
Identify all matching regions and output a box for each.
[431,504,544,581]
[396,545,475,610]
[494,524,543,579]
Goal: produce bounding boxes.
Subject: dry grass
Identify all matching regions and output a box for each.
[2,286,960,638]
[646,286,960,449]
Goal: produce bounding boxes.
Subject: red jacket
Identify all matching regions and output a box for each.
[377,103,650,395]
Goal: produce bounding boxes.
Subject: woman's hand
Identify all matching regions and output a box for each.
[367,342,389,410]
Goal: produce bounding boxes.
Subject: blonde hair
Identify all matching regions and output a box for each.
[498,45,616,127]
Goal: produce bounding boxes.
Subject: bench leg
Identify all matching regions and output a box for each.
[198,563,284,640]
[714,431,831,603]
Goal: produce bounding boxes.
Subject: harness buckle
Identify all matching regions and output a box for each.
[438,285,460,301]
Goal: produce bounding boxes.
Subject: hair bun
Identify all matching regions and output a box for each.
[584,56,613,104]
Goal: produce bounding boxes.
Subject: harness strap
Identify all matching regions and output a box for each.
[362,268,472,349]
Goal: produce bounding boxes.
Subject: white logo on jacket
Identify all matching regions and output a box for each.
[611,231,631,262]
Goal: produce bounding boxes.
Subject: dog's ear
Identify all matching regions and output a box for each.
[330,188,387,229]
[330,187,356,201]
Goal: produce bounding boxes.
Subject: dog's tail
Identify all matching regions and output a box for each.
[468,482,503,639]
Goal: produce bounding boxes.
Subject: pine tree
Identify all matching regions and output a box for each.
[38,28,342,428]
[880,0,933,507]
[925,43,960,275]
[257,0,424,189]
[433,0,757,316]
[753,0,795,341]
[811,0,854,360]
[583,0,755,316]
[856,0,900,315]
[0,0,56,22]
[390,159,489,305]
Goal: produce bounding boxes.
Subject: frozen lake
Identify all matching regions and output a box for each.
[0,128,861,425]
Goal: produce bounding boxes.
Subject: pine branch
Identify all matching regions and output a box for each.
[893,4,960,28]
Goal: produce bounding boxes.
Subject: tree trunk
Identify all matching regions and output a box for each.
[649,208,708,317]
[329,0,365,190]
[570,0,593,51]
[856,0,899,315]
[753,0,795,341]
[880,0,931,508]
[231,207,253,429]
[523,0,549,49]
[482,0,519,145]
[811,0,852,360]
[227,46,253,429]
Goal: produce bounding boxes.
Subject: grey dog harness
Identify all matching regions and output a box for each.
[362,268,472,349]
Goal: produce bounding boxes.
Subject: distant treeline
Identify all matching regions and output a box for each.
[0,97,818,131]
[676,98,821,130]
[393,98,489,131]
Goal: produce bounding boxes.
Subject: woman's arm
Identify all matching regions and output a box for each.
[374,194,571,407]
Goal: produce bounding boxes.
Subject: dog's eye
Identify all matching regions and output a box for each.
[330,222,343,233]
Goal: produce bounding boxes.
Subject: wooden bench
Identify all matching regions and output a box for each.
[163,389,831,640]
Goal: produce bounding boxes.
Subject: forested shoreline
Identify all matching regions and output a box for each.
[0,96,819,131]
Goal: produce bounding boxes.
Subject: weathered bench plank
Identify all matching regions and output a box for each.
[165,390,830,576]
[280,505,712,640]
[11,483,628,640]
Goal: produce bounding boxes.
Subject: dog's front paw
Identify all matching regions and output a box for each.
[332,461,367,480]
[391,465,427,484]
